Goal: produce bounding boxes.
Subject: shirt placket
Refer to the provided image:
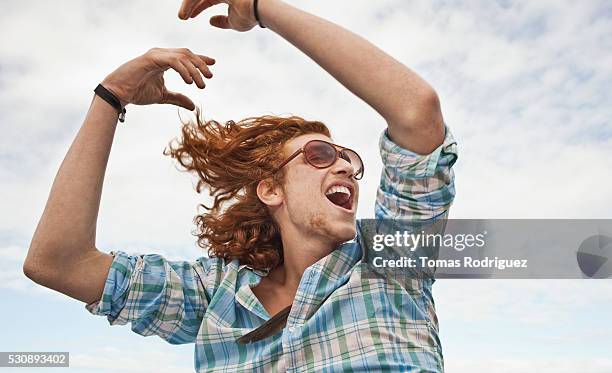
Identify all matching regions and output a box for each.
[283,263,323,372]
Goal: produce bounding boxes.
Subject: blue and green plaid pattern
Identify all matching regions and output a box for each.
[87,126,458,372]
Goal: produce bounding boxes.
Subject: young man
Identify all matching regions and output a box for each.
[24,0,457,371]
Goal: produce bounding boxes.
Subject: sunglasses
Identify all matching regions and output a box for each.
[274,139,364,180]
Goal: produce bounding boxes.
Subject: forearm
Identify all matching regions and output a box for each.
[258,0,441,130]
[24,48,211,302]
[26,96,118,268]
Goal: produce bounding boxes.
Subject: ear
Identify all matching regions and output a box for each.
[256,178,283,207]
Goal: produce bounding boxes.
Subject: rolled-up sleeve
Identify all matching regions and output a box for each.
[375,125,458,221]
[85,251,209,344]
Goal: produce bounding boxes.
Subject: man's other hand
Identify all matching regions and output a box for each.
[101,48,215,111]
[178,0,258,32]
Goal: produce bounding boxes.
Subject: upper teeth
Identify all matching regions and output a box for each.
[325,185,351,196]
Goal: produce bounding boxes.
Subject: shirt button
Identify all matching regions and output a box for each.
[287,326,295,333]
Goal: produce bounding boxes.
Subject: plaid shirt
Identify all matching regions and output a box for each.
[87,126,458,372]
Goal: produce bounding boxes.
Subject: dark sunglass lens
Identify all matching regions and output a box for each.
[304,141,336,167]
[343,149,363,177]
[339,151,351,163]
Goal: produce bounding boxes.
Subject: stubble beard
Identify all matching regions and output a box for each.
[308,212,355,248]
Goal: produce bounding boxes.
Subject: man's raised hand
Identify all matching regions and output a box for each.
[178,0,258,32]
[101,48,215,111]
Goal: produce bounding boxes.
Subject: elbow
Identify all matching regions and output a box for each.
[23,244,58,287]
[398,88,443,131]
[386,88,443,131]
[422,88,442,118]
[23,263,38,282]
[23,258,45,285]
[402,89,444,134]
[23,258,61,289]
[386,89,446,154]
[23,255,47,286]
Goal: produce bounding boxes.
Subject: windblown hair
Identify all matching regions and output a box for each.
[165,113,330,270]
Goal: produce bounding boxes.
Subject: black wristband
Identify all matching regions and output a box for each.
[253,0,266,28]
[94,84,126,123]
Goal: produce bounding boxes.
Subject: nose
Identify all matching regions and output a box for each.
[330,156,355,177]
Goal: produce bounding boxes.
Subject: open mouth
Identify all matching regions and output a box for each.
[325,184,353,211]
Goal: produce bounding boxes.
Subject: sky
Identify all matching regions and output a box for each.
[1,0,611,372]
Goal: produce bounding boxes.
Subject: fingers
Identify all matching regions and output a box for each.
[179,0,222,20]
[193,58,214,79]
[190,0,223,19]
[161,49,215,87]
[168,58,194,85]
[181,61,206,88]
[163,91,196,111]
[178,0,199,20]
[144,48,214,110]
[197,54,216,66]
[210,15,230,29]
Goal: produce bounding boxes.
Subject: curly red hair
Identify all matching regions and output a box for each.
[165,113,330,270]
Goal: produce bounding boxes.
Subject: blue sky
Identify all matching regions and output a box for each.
[1,0,611,371]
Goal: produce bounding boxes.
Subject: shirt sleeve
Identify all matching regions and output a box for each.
[85,251,211,345]
[375,124,458,221]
